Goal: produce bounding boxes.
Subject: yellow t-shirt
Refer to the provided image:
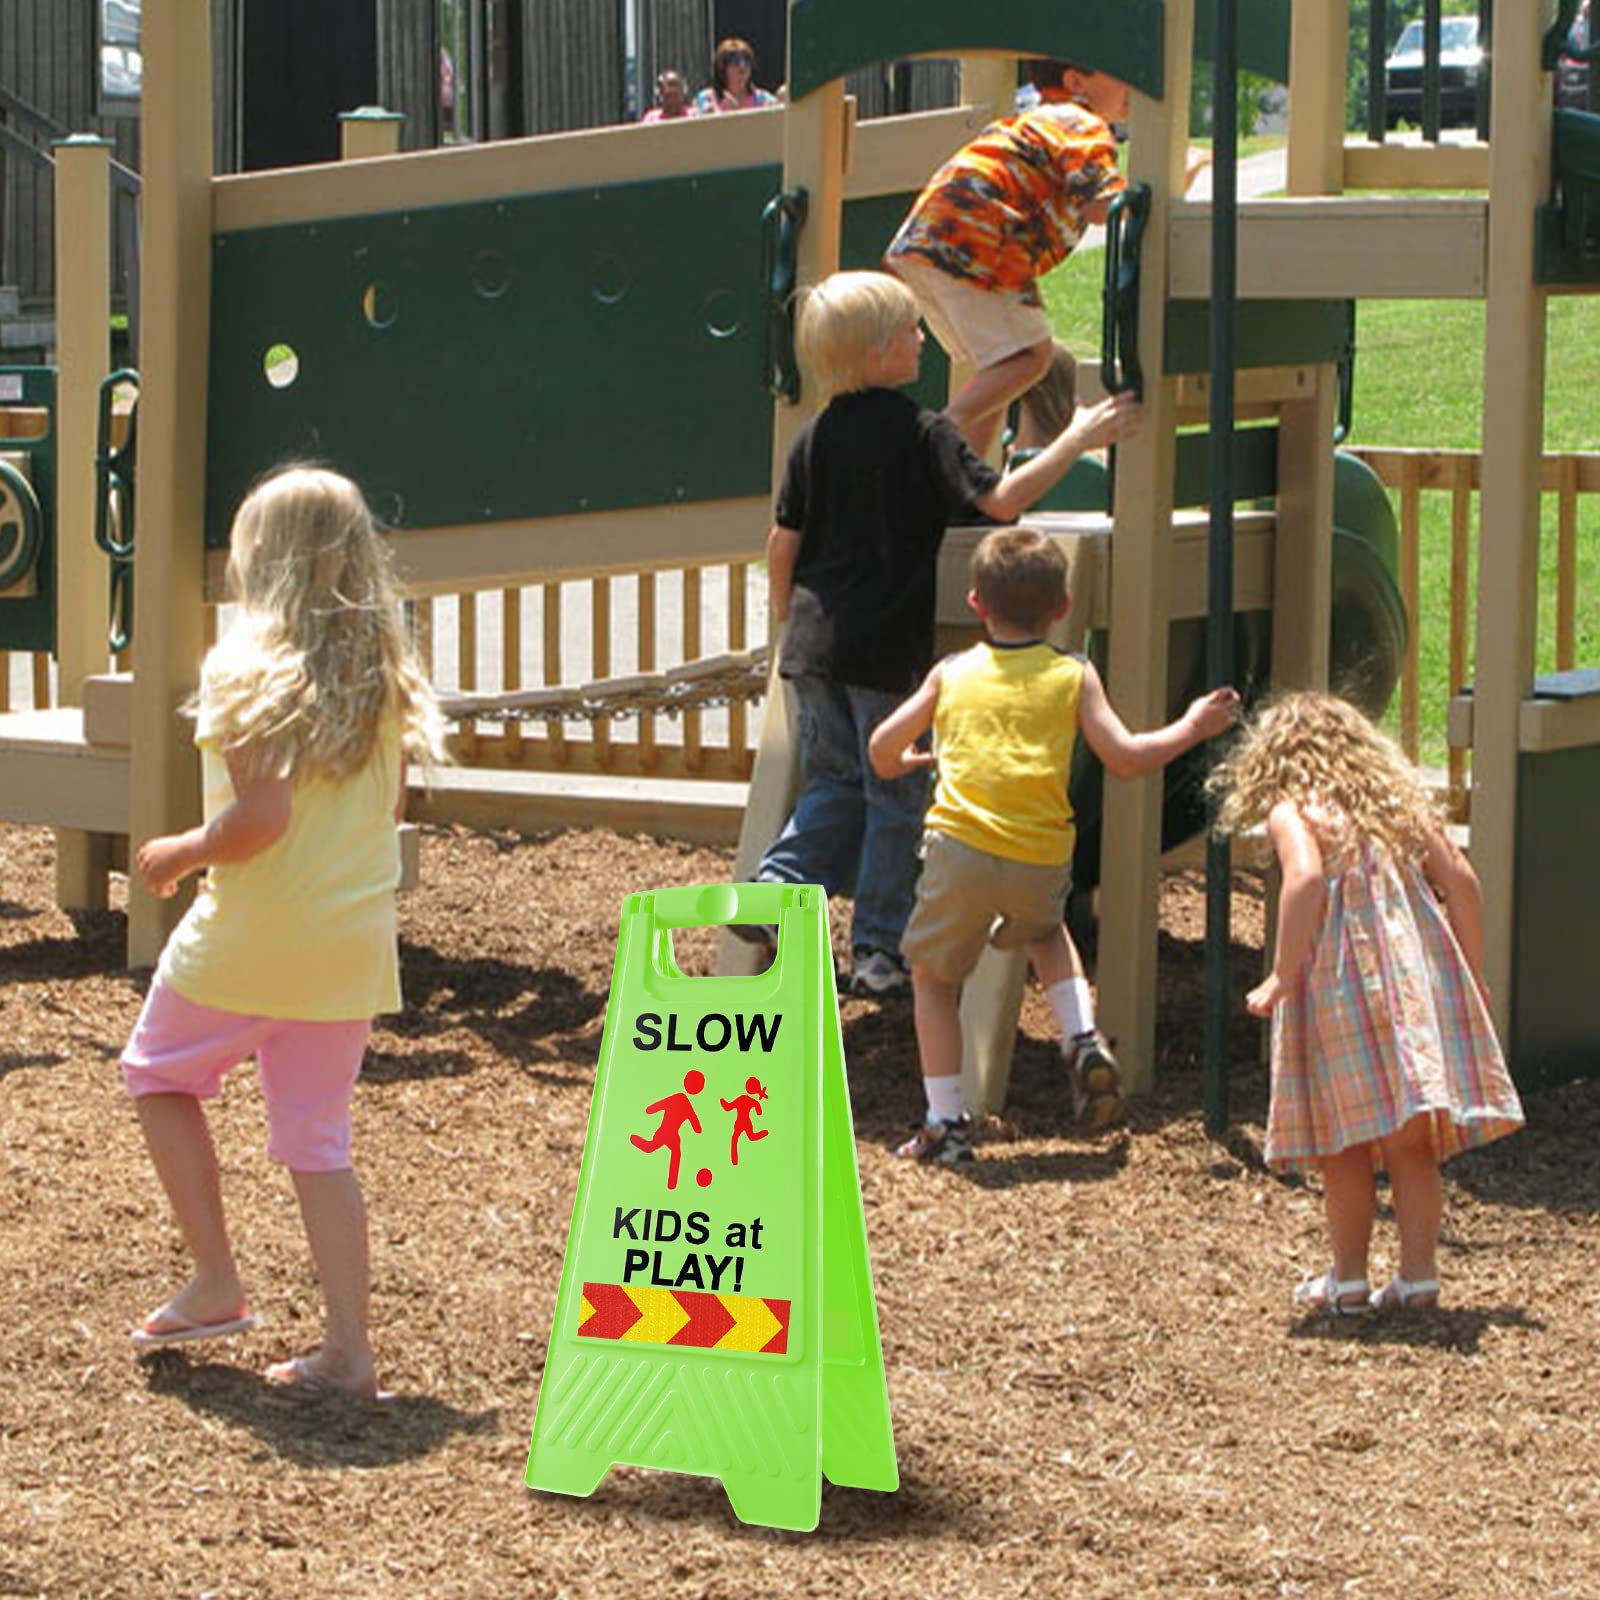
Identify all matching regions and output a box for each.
[924,641,1084,866]
[158,708,403,1021]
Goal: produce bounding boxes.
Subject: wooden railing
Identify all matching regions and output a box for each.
[416,558,765,782]
[10,450,1595,813]
[1345,446,1596,816]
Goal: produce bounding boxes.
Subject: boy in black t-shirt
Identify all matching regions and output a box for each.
[747,270,1139,995]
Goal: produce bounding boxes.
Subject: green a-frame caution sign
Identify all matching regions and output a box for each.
[526,883,896,1530]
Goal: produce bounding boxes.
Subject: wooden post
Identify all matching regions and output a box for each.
[723,17,850,974]
[127,0,215,967]
[339,107,405,162]
[50,134,114,911]
[1093,0,1194,1094]
[1473,7,1550,1030]
[1273,0,1346,692]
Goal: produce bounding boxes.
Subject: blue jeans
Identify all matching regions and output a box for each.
[758,677,929,956]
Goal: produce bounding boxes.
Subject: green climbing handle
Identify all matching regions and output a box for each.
[1333,301,1357,445]
[1101,183,1151,400]
[95,367,138,653]
[762,187,810,402]
[0,457,44,593]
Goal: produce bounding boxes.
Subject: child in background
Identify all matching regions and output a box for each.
[869,528,1238,1160]
[886,58,1208,454]
[744,271,1140,995]
[121,466,444,1397]
[1209,692,1524,1313]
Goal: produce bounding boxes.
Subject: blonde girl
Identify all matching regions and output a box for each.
[121,465,444,1397]
[1210,692,1523,1315]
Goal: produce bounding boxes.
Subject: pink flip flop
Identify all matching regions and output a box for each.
[131,1308,261,1349]
[265,1354,394,1403]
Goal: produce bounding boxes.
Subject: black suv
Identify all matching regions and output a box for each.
[1384,14,1483,128]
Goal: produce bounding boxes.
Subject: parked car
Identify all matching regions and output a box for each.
[1384,14,1483,128]
[1558,2,1593,112]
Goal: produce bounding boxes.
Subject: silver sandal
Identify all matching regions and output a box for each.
[1293,1268,1374,1317]
[1370,1274,1441,1312]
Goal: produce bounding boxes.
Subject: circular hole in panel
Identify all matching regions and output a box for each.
[704,289,741,339]
[263,343,299,389]
[474,250,511,298]
[362,281,399,328]
[591,254,630,305]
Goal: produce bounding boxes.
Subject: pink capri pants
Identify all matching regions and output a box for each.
[121,978,372,1172]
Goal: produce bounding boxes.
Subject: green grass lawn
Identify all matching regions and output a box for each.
[1039,264,1600,766]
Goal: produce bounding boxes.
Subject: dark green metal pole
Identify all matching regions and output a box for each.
[1423,0,1443,142]
[1367,0,1389,142]
[1204,0,1239,1140]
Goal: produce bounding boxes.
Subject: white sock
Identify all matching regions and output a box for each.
[1045,977,1095,1042]
[923,1074,965,1125]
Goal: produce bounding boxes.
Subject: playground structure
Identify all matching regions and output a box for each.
[0,1,1596,1106]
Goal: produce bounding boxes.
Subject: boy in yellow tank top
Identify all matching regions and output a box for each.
[868,528,1238,1163]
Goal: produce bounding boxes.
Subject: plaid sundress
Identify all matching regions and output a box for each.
[1265,844,1524,1174]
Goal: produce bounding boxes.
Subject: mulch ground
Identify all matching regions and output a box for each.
[2,821,1597,1599]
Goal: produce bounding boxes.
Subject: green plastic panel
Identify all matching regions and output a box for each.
[1172,423,1279,507]
[0,366,57,654]
[788,0,1165,103]
[1193,0,1292,86]
[1513,727,1600,1091]
[1535,109,1600,284]
[206,164,784,545]
[840,191,950,412]
[1163,300,1353,375]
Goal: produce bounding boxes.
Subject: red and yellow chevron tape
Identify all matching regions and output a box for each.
[578,1282,791,1354]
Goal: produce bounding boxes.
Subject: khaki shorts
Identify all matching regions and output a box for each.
[900,832,1072,983]
[890,255,1053,371]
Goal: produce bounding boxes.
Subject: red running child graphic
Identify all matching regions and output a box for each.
[719,1076,771,1167]
[631,1069,705,1190]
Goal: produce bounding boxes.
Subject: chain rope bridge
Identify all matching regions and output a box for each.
[434,645,772,726]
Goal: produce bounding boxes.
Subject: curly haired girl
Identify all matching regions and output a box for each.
[1210,692,1523,1315]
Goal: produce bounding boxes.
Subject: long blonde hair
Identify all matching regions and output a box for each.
[199,465,445,780]
[1208,690,1440,859]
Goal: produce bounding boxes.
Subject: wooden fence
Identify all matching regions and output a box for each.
[1344,446,1596,816]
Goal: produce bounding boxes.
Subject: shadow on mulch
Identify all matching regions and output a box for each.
[1443,1078,1600,1216]
[2,918,131,982]
[138,1351,498,1469]
[1286,1302,1546,1356]
[0,1050,69,1079]
[366,940,608,1087]
[543,1459,988,1544]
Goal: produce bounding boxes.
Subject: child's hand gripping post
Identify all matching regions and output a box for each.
[1183,685,1244,743]
[979,392,1144,525]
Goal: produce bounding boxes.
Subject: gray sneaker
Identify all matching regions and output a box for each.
[894,1115,975,1165]
[1066,1031,1124,1129]
[850,947,910,997]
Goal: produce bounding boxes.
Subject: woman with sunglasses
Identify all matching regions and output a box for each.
[695,37,780,113]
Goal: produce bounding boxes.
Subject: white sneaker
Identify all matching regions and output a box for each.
[850,947,909,997]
